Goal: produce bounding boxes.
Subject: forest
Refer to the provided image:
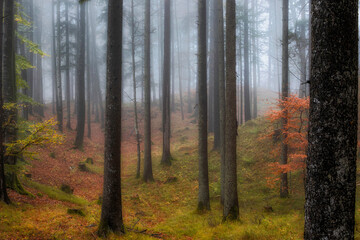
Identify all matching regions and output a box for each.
[0,0,358,239]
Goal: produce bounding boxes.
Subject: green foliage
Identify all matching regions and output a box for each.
[16,33,48,57]
[5,118,64,159]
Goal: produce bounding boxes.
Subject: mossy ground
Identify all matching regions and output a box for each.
[1,100,360,239]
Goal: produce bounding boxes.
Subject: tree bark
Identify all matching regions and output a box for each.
[98,0,125,236]
[130,0,141,179]
[143,0,154,182]
[34,4,44,117]
[243,0,251,122]
[52,0,57,116]
[86,3,91,139]
[74,3,86,149]
[217,0,225,206]
[251,0,257,119]
[65,0,71,129]
[212,0,220,150]
[161,0,172,166]
[174,1,184,121]
[197,0,210,212]
[3,0,17,166]
[280,0,289,198]
[304,1,358,239]
[223,0,239,220]
[56,0,63,132]
[0,0,10,204]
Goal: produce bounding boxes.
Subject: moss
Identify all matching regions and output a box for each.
[23,179,88,206]
[5,172,33,197]
[49,152,56,158]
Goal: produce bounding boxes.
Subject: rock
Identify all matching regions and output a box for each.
[60,184,74,194]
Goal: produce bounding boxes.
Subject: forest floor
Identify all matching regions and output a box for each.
[1,91,360,240]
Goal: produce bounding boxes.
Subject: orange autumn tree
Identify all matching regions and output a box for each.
[262,95,309,190]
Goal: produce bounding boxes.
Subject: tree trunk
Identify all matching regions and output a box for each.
[161,0,172,166]
[52,0,56,115]
[280,0,289,198]
[86,3,91,139]
[243,0,251,122]
[197,0,210,211]
[89,2,104,129]
[238,17,243,125]
[143,0,154,182]
[212,0,220,150]
[3,0,17,166]
[0,0,10,204]
[186,0,192,114]
[98,0,125,236]
[304,1,358,239]
[217,0,225,206]
[130,0,141,179]
[56,0,63,132]
[298,0,307,98]
[65,0,71,129]
[223,0,239,221]
[74,3,86,149]
[174,1,184,121]
[27,0,34,116]
[251,0,257,119]
[34,5,44,117]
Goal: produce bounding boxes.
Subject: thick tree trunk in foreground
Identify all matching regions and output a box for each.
[161,0,172,166]
[0,0,10,204]
[74,3,86,149]
[217,0,225,205]
[280,0,289,198]
[223,0,239,221]
[143,0,154,182]
[197,0,210,211]
[304,1,358,239]
[98,0,124,236]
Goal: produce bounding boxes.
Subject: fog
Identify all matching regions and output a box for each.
[26,0,310,121]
